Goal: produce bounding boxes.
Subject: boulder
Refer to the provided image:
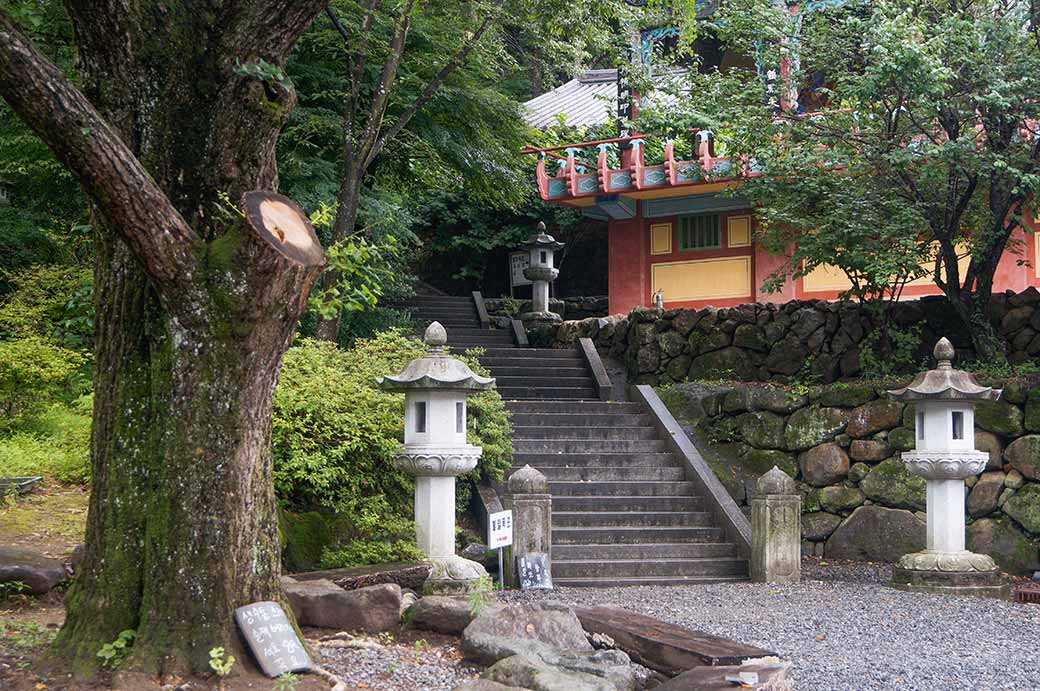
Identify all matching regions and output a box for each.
[764,334,806,375]
[657,330,686,358]
[1003,483,1040,534]
[282,579,401,632]
[1005,469,1025,489]
[687,347,758,381]
[975,400,1024,437]
[967,472,1006,517]
[671,310,701,337]
[825,506,926,562]
[860,458,927,511]
[814,384,877,408]
[798,443,850,487]
[790,307,827,339]
[1025,389,1040,432]
[0,547,67,595]
[454,680,526,691]
[785,406,848,451]
[740,449,798,481]
[849,439,891,462]
[407,595,474,635]
[887,427,915,451]
[974,431,1004,470]
[461,543,491,565]
[736,411,786,450]
[802,512,843,541]
[818,485,865,513]
[745,387,807,414]
[732,324,767,352]
[967,517,1040,577]
[481,654,617,691]
[846,400,903,438]
[848,462,870,483]
[462,603,592,666]
[1004,436,1040,480]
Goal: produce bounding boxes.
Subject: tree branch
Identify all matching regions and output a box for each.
[366,11,497,168]
[0,10,199,290]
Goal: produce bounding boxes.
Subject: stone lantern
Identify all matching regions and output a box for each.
[887,337,1009,597]
[521,221,564,323]
[377,321,495,594]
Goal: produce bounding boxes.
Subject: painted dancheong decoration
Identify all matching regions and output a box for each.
[887,337,1009,597]
[377,321,495,594]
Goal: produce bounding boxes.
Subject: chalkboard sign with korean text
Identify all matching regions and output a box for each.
[517,552,553,591]
[234,601,312,678]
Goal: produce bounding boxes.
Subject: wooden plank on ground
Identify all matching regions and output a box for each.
[290,561,431,591]
[573,605,776,675]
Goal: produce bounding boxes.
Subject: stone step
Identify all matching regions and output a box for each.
[552,495,701,512]
[552,525,724,545]
[509,413,650,427]
[482,358,585,371]
[521,466,686,482]
[553,575,748,587]
[512,426,657,441]
[553,558,748,579]
[498,387,599,400]
[400,296,475,305]
[506,401,643,414]
[553,541,736,560]
[454,341,517,350]
[490,367,589,379]
[548,480,695,497]
[479,348,582,359]
[495,376,594,389]
[553,511,712,528]
[514,439,667,453]
[405,306,478,316]
[513,452,679,467]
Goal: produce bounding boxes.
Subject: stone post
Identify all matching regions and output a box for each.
[751,466,801,583]
[503,465,552,587]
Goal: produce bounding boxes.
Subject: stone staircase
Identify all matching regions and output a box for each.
[398,293,748,586]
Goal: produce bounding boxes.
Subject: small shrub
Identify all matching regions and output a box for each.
[0,400,91,483]
[97,629,135,668]
[0,264,94,347]
[208,646,235,677]
[0,335,88,420]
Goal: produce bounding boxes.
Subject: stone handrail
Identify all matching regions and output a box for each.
[472,291,491,329]
[630,384,752,558]
[510,318,529,346]
[578,337,612,401]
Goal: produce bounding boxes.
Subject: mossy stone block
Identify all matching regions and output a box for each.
[861,458,926,512]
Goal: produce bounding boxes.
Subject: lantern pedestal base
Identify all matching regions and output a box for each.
[891,550,1010,599]
[423,555,489,596]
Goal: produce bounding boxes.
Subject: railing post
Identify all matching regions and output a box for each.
[503,465,552,588]
[751,467,801,583]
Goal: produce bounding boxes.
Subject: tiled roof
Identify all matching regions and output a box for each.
[523,69,618,129]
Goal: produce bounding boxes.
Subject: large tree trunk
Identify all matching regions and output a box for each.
[0,3,328,679]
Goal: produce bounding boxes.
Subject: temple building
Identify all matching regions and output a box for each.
[522,34,1040,315]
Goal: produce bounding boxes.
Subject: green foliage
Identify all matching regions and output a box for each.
[208,646,235,677]
[859,322,924,379]
[468,575,493,617]
[0,619,56,649]
[97,629,136,668]
[0,581,31,604]
[273,672,299,691]
[272,331,511,566]
[0,336,87,420]
[233,58,292,91]
[0,264,94,347]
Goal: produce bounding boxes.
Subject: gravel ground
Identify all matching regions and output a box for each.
[498,557,1040,691]
[316,629,480,691]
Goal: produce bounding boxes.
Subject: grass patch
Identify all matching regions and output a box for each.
[0,487,88,550]
[0,399,90,484]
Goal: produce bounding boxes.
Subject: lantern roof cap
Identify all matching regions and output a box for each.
[887,337,1002,402]
[521,221,565,251]
[377,322,495,392]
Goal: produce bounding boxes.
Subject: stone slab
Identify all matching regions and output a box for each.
[572,605,776,675]
[653,660,792,691]
[0,546,68,594]
[290,561,431,591]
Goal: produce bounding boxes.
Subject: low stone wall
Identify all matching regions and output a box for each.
[551,289,1040,384]
[659,381,1040,575]
[485,296,609,323]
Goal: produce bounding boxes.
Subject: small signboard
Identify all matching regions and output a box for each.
[488,510,513,549]
[517,552,553,591]
[234,601,312,678]
[510,251,532,289]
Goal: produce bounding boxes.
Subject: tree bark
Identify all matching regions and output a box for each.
[0,3,327,680]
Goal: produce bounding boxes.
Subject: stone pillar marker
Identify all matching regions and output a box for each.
[377,321,495,594]
[520,221,564,324]
[887,337,1009,597]
[751,466,801,583]
[503,464,552,587]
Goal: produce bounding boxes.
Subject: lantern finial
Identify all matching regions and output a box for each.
[536,220,546,232]
[424,321,447,348]
[934,337,955,369]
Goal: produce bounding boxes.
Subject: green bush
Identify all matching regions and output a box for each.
[272,330,512,567]
[0,264,94,347]
[0,335,88,421]
[0,399,91,483]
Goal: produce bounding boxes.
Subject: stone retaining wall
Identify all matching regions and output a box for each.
[551,289,1040,384]
[659,381,1040,575]
[484,296,609,323]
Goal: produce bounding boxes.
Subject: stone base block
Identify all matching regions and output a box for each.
[520,311,562,324]
[891,565,1010,599]
[423,555,489,596]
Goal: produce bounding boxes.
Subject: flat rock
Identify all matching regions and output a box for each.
[572,605,776,676]
[654,659,792,691]
[825,505,925,562]
[785,406,848,451]
[802,512,843,541]
[453,680,526,691]
[407,595,474,635]
[0,546,67,594]
[462,603,592,667]
[290,561,431,591]
[282,579,401,632]
[482,655,614,691]
[846,400,903,438]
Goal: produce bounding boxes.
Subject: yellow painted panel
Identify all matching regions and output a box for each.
[727,215,751,248]
[803,263,853,292]
[905,243,971,286]
[650,223,672,255]
[651,256,751,301]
